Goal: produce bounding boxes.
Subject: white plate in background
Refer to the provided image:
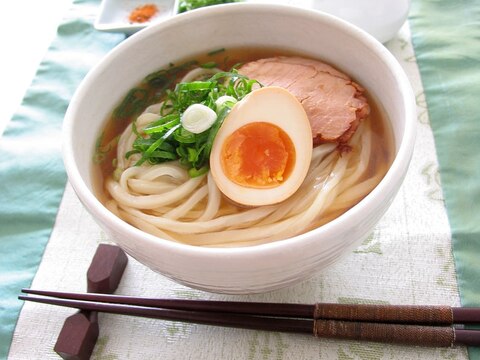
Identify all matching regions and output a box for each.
[94,0,178,35]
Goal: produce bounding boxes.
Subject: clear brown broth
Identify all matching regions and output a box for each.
[92,47,395,219]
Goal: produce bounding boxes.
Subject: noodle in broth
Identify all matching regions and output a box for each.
[95,49,393,247]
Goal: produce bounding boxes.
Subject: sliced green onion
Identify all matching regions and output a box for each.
[113,88,149,120]
[143,115,180,134]
[122,61,259,177]
[215,95,237,111]
[173,128,196,143]
[188,166,209,178]
[203,106,230,157]
[176,81,215,92]
[181,104,217,134]
[201,61,217,69]
[136,124,181,166]
[207,48,226,56]
[149,150,178,160]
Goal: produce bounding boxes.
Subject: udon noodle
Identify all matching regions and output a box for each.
[96,52,393,247]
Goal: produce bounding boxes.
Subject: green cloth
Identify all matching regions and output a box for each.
[0,0,124,357]
[410,0,480,358]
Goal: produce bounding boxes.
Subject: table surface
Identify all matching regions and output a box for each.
[1,1,479,359]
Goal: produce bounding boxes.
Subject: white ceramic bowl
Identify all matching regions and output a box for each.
[63,4,415,294]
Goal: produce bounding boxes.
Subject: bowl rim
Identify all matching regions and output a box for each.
[63,3,416,258]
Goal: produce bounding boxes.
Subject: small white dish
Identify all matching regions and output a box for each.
[94,0,178,35]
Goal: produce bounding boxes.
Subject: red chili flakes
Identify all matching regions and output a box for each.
[128,4,159,23]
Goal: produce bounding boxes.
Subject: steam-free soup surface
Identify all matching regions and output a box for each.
[93,48,394,247]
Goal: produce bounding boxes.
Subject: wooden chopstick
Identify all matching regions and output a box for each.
[19,294,313,334]
[21,288,480,325]
[18,290,480,348]
[21,288,313,318]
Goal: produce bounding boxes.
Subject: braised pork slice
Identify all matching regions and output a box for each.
[239,56,370,144]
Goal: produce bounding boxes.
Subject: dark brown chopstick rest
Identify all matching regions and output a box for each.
[54,244,128,360]
[87,244,128,294]
[54,311,99,360]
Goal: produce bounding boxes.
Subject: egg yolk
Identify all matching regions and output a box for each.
[220,122,296,188]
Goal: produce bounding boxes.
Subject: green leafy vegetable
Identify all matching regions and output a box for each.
[178,0,241,13]
[144,60,198,90]
[112,61,199,122]
[207,48,225,56]
[113,88,149,121]
[93,132,119,164]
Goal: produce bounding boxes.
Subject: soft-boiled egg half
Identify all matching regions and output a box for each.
[210,86,313,206]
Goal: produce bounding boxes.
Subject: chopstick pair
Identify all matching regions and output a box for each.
[19,288,480,348]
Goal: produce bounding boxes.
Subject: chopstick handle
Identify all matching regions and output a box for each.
[314,304,452,324]
[313,320,454,347]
